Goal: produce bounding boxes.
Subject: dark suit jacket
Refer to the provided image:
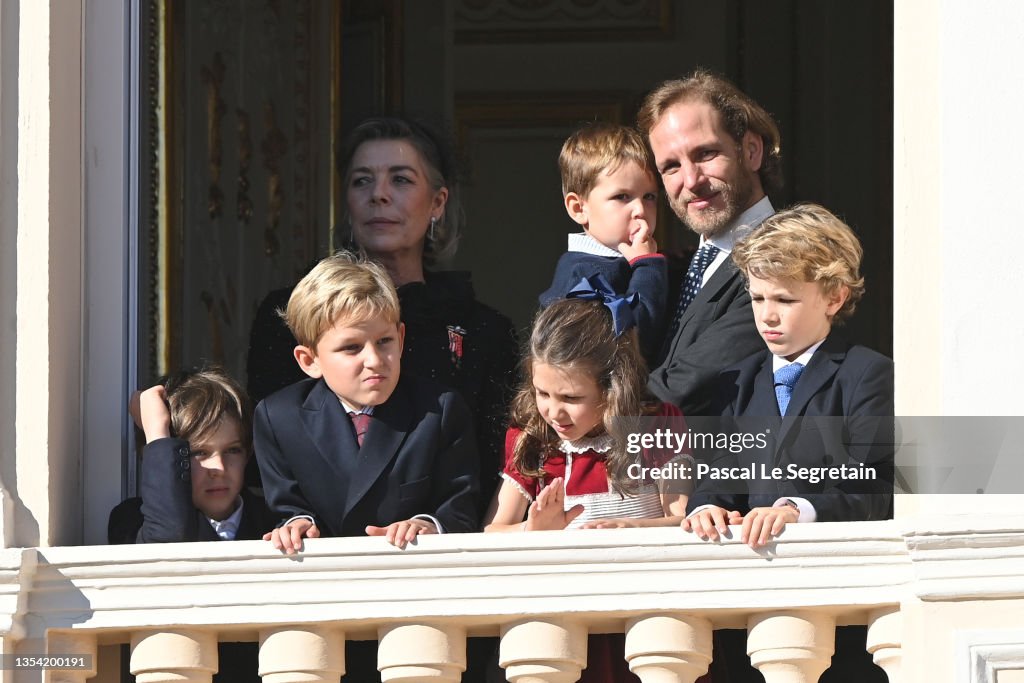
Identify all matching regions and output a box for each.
[107,440,274,683]
[246,270,517,513]
[648,257,764,416]
[254,374,480,536]
[687,334,895,522]
[107,438,275,544]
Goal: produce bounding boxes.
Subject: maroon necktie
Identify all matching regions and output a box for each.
[349,412,370,447]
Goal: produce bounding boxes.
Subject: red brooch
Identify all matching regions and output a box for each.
[447,325,466,369]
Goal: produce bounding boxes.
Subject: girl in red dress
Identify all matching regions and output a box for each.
[483,285,695,683]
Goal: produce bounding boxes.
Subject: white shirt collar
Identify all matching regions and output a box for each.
[567,232,622,258]
[557,432,615,455]
[207,497,245,540]
[703,196,775,253]
[339,398,375,416]
[772,338,827,374]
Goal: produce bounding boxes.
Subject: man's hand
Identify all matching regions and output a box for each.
[264,518,320,555]
[618,218,658,261]
[680,506,743,541]
[137,385,172,443]
[524,478,584,531]
[366,518,437,549]
[740,505,799,548]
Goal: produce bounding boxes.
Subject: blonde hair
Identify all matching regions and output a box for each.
[510,298,659,496]
[559,123,657,199]
[637,68,783,195]
[282,251,401,349]
[165,367,252,451]
[732,203,865,322]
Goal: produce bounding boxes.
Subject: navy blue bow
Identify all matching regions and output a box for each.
[566,275,640,337]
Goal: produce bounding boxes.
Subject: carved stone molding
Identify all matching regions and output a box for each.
[957,629,1024,683]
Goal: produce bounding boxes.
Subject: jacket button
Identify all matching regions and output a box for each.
[176,446,189,457]
[179,472,189,481]
[179,460,190,471]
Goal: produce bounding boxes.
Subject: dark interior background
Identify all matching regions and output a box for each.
[139,0,893,386]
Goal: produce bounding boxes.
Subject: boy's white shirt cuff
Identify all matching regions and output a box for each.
[411,514,444,534]
[686,499,816,524]
[686,504,719,519]
[772,497,816,523]
[282,514,316,527]
[282,514,444,533]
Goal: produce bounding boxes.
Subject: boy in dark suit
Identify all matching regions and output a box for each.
[108,368,274,683]
[108,368,274,545]
[256,252,479,555]
[683,203,894,548]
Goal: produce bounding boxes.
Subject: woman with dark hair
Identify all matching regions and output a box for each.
[247,117,518,513]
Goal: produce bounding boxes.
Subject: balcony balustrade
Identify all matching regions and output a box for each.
[2,517,1024,683]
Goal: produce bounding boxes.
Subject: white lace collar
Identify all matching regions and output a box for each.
[557,433,614,455]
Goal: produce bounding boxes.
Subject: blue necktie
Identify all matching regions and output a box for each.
[774,363,805,416]
[665,243,721,341]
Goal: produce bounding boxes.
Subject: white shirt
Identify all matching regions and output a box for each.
[339,398,375,416]
[567,231,622,258]
[207,497,245,540]
[700,196,775,285]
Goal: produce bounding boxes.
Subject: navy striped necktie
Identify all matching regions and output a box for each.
[666,243,721,340]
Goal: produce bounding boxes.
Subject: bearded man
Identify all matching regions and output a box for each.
[639,69,782,415]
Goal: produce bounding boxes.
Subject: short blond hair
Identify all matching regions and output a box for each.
[282,251,401,349]
[559,123,656,199]
[732,203,865,322]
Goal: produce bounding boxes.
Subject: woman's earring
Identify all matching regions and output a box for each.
[429,216,437,241]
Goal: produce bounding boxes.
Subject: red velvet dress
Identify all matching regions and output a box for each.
[501,403,704,683]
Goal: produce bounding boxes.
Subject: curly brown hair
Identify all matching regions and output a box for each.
[510,298,660,496]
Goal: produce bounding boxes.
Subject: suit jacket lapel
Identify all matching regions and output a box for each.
[342,379,413,518]
[746,355,779,416]
[677,258,739,331]
[745,356,782,474]
[300,379,360,481]
[777,335,846,444]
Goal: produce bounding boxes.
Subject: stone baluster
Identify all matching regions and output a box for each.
[46,632,97,683]
[867,607,902,682]
[747,611,835,683]
[378,623,466,682]
[500,618,587,683]
[130,630,217,683]
[624,614,712,683]
[258,627,345,683]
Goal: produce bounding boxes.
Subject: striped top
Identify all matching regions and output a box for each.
[501,403,686,528]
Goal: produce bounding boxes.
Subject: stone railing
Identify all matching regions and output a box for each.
[3,517,1024,683]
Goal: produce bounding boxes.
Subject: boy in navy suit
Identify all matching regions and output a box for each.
[538,122,667,362]
[108,368,274,683]
[256,252,479,555]
[683,203,894,548]
[108,367,274,545]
